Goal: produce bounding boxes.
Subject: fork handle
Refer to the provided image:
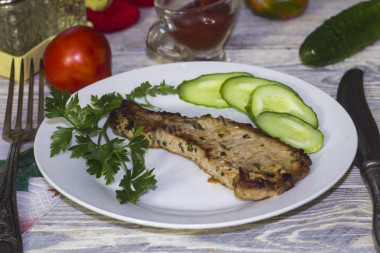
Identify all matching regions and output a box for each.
[0,140,23,252]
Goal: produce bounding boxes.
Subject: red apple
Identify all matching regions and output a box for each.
[43,25,112,93]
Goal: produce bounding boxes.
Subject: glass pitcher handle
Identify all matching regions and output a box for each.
[146,21,193,61]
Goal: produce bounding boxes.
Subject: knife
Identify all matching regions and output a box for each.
[337,68,380,252]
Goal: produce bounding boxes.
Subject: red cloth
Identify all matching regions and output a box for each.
[86,0,140,33]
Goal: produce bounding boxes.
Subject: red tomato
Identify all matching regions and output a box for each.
[43,25,112,93]
[248,0,308,20]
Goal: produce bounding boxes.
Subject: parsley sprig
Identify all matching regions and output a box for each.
[126,80,177,110]
[45,81,177,204]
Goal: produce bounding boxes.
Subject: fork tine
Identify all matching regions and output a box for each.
[3,60,15,137]
[26,59,34,130]
[37,59,45,126]
[15,59,24,130]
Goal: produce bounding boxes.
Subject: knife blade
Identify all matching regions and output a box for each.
[337,68,380,252]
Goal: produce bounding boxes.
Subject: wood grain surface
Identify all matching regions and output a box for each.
[1,0,379,252]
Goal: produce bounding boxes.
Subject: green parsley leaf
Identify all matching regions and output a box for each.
[116,168,156,204]
[69,134,128,185]
[50,126,74,157]
[125,80,177,110]
[91,92,123,117]
[45,80,174,204]
[146,80,178,97]
[115,125,156,204]
[45,86,71,119]
[128,129,149,177]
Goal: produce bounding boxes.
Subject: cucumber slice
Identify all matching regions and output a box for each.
[220,76,280,112]
[255,112,324,153]
[178,72,253,108]
[250,84,319,128]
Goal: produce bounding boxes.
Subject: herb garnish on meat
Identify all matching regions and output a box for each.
[126,80,177,110]
[45,81,177,204]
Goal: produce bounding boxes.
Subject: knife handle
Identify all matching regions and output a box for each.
[362,160,380,252]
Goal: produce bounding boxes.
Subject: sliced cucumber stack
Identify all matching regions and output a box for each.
[249,84,319,128]
[178,72,253,108]
[177,72,323,153]
[255,112,324,153]
[220,76,279,112]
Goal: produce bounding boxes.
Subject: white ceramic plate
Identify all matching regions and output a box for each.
[34,62,357,229]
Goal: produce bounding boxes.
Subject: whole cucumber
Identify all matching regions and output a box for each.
[299,0,380,67]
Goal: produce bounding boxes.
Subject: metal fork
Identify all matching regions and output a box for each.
[0,59,45,252]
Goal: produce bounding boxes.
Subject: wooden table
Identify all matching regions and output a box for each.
[1,0,379,252]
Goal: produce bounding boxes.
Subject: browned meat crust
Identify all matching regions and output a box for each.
[109,100,311,200]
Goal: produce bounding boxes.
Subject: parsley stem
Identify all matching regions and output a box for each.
[144,96,152,107]
[64,115,79,130]
[143,96,161,111]
[98,120,107,146]
[100,117,110,145]
[102,116,129,172]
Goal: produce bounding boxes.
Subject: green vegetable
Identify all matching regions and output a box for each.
[299,0,380,67]
[249,84,318,128]
[255,111,324,153]
[248,0,308,20]
[220,76,291,113]
[126,80,177,110]
[178,72,253,108]
[179,72,323,153]
[45,80,177,204]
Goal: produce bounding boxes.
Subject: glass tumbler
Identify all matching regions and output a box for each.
[0,0,87,56]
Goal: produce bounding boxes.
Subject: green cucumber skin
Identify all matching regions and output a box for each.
[178,72,252,108]
[255,111,324,153]
[299,0,380,67]
[221,76,301,113]
[220,76,279,113]
[250,84,319,128]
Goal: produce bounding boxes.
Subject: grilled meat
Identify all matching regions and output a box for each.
[109,100,311,200]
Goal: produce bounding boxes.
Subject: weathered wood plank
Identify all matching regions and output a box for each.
[23,185,375,253]
[0,0,376,251]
